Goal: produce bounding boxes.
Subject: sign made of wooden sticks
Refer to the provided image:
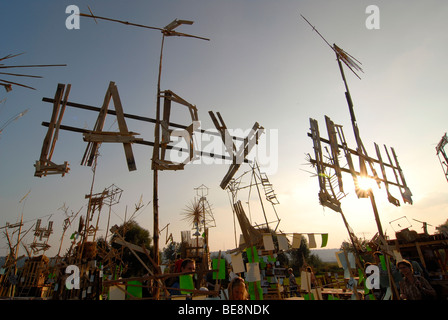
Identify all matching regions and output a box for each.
[34,81,260,178]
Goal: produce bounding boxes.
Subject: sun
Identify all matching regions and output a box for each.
[357,176,376,191]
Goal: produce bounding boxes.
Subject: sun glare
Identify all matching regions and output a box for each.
[357,176,376,191]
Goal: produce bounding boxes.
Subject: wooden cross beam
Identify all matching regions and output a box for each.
[40,121,250,165]
[41,97,246,141]
[307,115,413,209]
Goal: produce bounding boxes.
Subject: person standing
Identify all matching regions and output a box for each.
[287,268,298,297]
[169,259,196,297]
[397,260,436,300]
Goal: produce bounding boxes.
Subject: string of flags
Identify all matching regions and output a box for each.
[240,232,329,251]
[287,233,329,249]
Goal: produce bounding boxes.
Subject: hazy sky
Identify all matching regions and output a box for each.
[1,1,447,258]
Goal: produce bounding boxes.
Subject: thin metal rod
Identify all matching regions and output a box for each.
[300,14,362,79]
[300,14,333,51]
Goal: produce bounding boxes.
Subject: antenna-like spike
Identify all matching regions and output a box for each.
[300,14,363,79]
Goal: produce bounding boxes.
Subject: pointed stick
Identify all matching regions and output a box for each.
[300,14,363,79]
[0,71,43,78]
[79,12,210,41]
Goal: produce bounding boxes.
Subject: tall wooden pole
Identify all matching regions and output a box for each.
[151,33,167,300]
[152,33,165,273]
[368,189,399,300]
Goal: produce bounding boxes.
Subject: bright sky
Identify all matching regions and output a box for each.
[1,1,447,258]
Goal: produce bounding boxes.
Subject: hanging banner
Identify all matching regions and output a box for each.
[262,233,275,251]
[308,234,317,248]
[277,234,289,251]
[292,233,302,248]
[321,233,329,247]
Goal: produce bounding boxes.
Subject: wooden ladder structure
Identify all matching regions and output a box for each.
[259,171,279,205]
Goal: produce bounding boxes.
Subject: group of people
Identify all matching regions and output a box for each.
[167,253,437,300]
[167,257,308,300]
[167,256,249,300]
[286,254,437,300]
[367,251,437,300]
[287,266,317,298]
[167,255,249,300]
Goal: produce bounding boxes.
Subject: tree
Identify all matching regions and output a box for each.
[288,237,322,274]
[162,241,181,264]
[110,220,153,277]
[113,220,152,248]
[436,219,448,236]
